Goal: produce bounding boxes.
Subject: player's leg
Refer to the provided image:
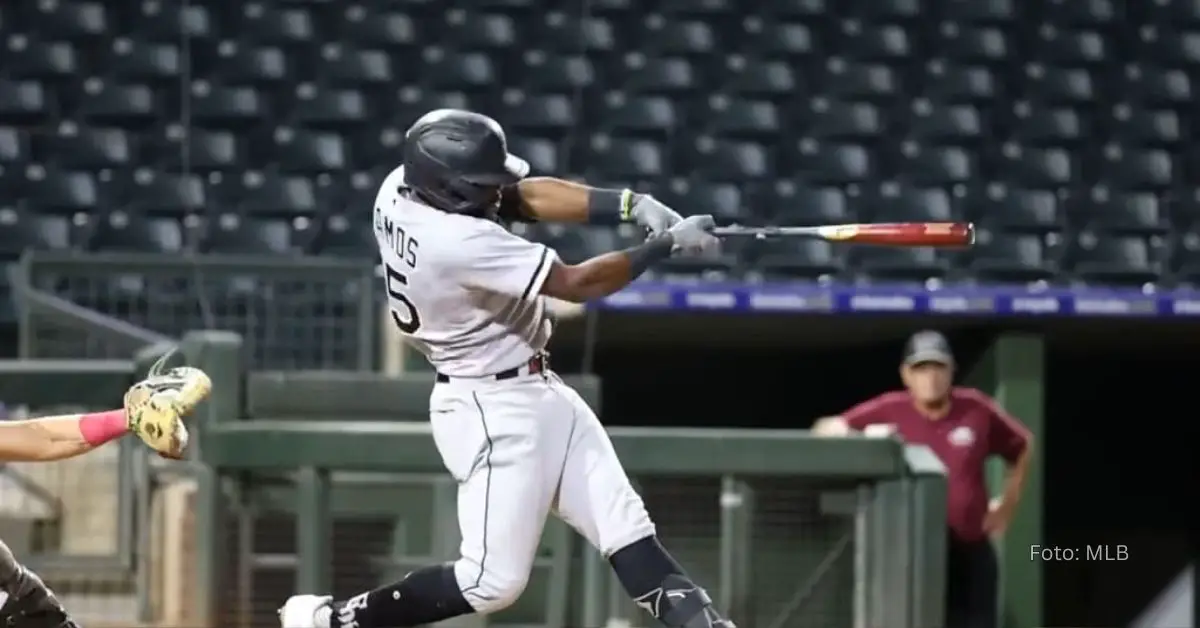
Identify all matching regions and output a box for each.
[1,538,80,628]
[281,382,563,628]
[549,379,736,628]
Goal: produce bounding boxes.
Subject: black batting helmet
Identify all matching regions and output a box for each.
[401,109,530,214]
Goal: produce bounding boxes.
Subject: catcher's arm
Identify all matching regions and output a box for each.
[0,366,212,462]
[0,411,126,462]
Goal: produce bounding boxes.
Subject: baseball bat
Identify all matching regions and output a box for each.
[711,222,976,248]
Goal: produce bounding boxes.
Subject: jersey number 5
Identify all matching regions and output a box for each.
[385,264,422,334]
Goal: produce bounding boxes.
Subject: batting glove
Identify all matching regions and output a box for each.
[628,194,685,235]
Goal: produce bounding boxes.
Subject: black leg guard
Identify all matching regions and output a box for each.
[331,564,474,628]
[609,536,736,628]
[0,540,79,628]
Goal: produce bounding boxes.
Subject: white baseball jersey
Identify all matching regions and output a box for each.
[372,165,559,377]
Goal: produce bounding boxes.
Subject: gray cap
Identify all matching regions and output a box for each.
[903,330,954,366]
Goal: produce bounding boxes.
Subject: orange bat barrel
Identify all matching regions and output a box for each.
[818,222,975,248]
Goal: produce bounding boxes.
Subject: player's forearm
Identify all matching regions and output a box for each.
[512,178,638,224]
[551,235,675,302]
[0,411,127,462]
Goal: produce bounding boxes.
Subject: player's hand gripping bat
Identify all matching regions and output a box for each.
[712,222,976,248]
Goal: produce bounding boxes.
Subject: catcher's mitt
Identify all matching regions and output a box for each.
[124,358,212,459]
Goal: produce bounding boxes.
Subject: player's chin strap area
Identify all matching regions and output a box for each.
[635,575,736,628]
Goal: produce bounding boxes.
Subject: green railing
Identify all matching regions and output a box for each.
[177,331,949,628]
[13,250,378,370]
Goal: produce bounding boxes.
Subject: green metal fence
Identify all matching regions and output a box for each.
[13,251,378,370]
[174,331,948,628]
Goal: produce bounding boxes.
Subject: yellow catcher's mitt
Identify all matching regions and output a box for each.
[123,365,212,459]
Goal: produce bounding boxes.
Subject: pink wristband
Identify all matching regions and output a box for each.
[79,410,127,445]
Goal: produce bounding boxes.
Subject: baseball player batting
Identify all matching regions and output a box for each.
[0,365,211,628]
[278,109,734,628]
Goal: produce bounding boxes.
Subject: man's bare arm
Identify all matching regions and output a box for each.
[0,412,126,462]
[811,416,853,435]
[501,178,637,224]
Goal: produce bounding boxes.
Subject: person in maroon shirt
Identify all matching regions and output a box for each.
[813,330,1033,628]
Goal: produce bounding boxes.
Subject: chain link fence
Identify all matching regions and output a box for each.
[15,253,379,370]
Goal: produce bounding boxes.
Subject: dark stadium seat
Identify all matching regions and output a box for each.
[108,38,182,85]
[958,185,1063,235]
[160,125,242,172]
[39,124,134,170]
[820,60,898,101]
[806,99,882,141]
[85,211,185,253]
[269,128,349,174]
[993,144,1074,188]
[1108,105,1181,146]
[0,207,71,258]
[596,94,678,136]
[906,100,983,144]
[0,80,52,125]
[937,24,1009,65]
[1023,64,1096,104]
[1068,232,1164,286]
[753,238,846,281]
[640,18,716,56]
[32,0,108,39]
[581,136,665,180]
[839,22,912,61]
[721,57,800,98]
[791,140,873,185]
[1010,104,1084,146]
[291,86,369,129]
[969,230,1058,283]
[854,246,950,283]
[743,20,816,57]
[335,7,418,49]
[523,53,597,92]
[1073,188,1167,236]
[190,82,267,128]
[1169,230,1200,284]
[25,167,100,216]
[77,79,157,128]
[923,61,998,104]
[498,93,577,135]
[240,5,316,46]
[446,11,518,50]
[758,182,854,225]
[702,96,781,138]
[0,127,30,166]
[538,14,616,53]
[681,137,771,181]
[860,184,956,223]
[200,213,298,255]
[6,38,79,81]
[119,171,207,218]
[316,45,394,87]
[232,173,320,217]
[133,3,213,43]
[657,181,747,225]
[215,42,290,85]
[895,143,975,185]
[422,50,498,91]
[623,56,698,94]
[311,214,373,258]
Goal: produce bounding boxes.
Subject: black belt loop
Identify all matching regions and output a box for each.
[436,353,546,384]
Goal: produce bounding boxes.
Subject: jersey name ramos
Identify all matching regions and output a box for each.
[373,166,556,377]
